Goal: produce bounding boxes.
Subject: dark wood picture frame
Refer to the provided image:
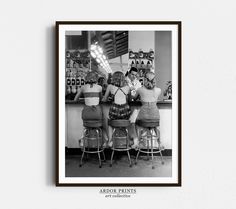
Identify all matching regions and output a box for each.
[56,21,182,186]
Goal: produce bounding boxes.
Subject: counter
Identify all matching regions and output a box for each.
[66,99,172,106]
[65,100,172,149]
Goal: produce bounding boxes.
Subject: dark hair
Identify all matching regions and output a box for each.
[98,77,105,86]
[111,71,126,87]
[107,73,112,84]
[129,67,138,74]
[144,72,156,89]
[85,71,98,87]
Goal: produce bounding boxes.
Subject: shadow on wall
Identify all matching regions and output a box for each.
[45,25,56,186]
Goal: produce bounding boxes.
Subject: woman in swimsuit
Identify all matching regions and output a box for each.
[74,71,108,146]
[132,72,161,148]
[102,71,131,146]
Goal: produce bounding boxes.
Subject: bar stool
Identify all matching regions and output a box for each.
[79,120,106,168]
[108,119,132,167]
[135,119,164,169]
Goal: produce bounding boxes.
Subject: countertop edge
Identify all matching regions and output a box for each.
[65,100,172,105]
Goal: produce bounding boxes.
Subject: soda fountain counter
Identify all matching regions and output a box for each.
[65,99,172,150]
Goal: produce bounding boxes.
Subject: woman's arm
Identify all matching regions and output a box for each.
[74,86,83,101]
[155,87,162,99]
[98,85,103,101]
[102,84,111,102]
[133,88,140,100]
[127,86,132,102]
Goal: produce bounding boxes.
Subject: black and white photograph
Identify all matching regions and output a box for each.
[3,0,236,207]
[56,21,181,186]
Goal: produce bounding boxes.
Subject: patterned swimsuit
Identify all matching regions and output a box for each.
[109,87,131,120]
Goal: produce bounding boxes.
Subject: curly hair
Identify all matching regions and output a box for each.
[111,71,126,87]
[144,72,156,89]
[85,71,98,87]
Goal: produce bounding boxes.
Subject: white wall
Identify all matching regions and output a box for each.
[155,31,172,100]
[1,0,236,209]
[129,31,155,51]
[109,53,129,73]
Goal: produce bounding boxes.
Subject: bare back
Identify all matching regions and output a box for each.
[109,85,130,105]
[137,87,161,103]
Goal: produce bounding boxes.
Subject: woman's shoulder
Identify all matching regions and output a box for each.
[154,87,161,96]
[154,87,161,92]
[122,85,130,90]
[138,86,145,92]
[108,84,115,90]
[94,83,101,87]
[95,84,102,91]
[108,84,114,87]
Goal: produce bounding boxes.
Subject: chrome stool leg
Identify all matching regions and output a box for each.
[80,142,85,167]
[110,149,115,167]
[95,129,102,168]
[79,128,87,167]
[98,151,102,168]
[80,147,85,167]
[158,137,164,165]
[135,150,140,165]
[110,128,116,167]
[127,150,132,167]
[125,128,132,167]
[135,129,142,165]
[98,127,106,162]
[150,128,155,169]
[153,127,164,165]
[146,129,150,161]
[102,151,106,162]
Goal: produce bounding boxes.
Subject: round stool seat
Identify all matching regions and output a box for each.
[136,119,159,128]
[83,120,103,128]
[108,119,130,127]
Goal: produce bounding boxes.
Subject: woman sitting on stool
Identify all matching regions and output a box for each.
[132,72,161,148]
[74,71,108,146]
[102,71,131,146]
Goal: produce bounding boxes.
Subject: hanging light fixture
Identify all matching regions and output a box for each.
[90,43,112,73]
[90,51,96,58]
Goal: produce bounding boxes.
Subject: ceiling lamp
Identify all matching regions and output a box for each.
[90,51,96,58]
[90,43,112,73]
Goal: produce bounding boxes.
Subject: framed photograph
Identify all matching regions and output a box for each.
[56,21,181,186]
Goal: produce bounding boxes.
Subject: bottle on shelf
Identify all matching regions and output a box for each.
[73,61,76,68]
[79,60,83,68]
[136,60,141,68]
[71,85,77,94]
[147,60,152,69]
[80,77,85,86]
[76,77,81,88]
[141,60,145,68]
[66,59,70,68]
[66,69,71,86]
[131,60,135,67]
[66,51,70,58]
[66,86,71,94]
